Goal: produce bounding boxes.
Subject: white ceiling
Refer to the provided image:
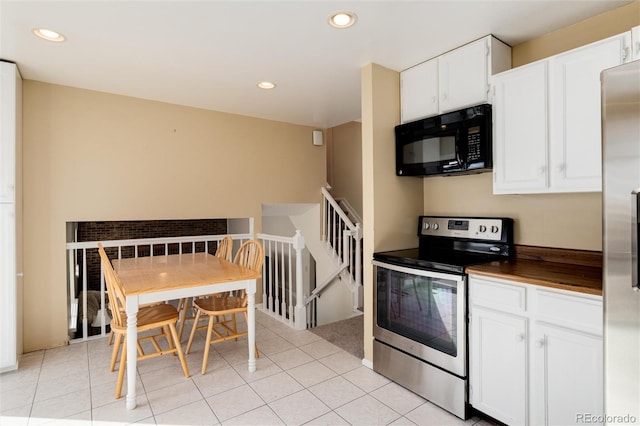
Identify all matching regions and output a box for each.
[0,0,632,128]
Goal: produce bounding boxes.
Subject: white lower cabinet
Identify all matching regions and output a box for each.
[530,323,603,426]
[469,275,603,425]
[470,306,527,424]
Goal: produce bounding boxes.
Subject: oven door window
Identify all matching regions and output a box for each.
[376,267,459,357]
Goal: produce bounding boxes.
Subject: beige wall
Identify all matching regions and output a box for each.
[326,121,363,218]
[423,174,602,249]
[22,81,326,351]
[424,1,640,251]
[361,64,423,362]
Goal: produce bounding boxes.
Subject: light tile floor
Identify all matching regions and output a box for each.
[0,310,495,426]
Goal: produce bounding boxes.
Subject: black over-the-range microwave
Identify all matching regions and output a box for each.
[395,104,492,177]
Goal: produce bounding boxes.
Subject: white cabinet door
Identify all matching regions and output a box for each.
[531,323,603,426]
[548,33,630,192]
[493,61,548,194]
[400,59,439,123]
[470,306,527,425]
[439,37,489,113]
[632,26,640,60]
[0,62,17,203]
[0,203,16,371]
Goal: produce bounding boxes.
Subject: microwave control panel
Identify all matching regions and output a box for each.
[466,126,482,162]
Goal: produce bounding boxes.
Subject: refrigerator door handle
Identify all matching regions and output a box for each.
[633,189,640,290]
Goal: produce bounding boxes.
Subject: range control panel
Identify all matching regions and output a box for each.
[419,216,510,242]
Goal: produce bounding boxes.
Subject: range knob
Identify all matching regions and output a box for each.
[423,222,430,230]
[491,226,500,233]
[432,223,439,230]
[479,225,487,233]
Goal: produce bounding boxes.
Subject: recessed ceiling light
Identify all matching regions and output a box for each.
[328,11,357,29]
[33,28,65,42]
[257,81,276,90]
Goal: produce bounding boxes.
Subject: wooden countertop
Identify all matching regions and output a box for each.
[465,245,603,296]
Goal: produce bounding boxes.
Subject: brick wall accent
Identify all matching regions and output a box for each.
[76,219,227,293]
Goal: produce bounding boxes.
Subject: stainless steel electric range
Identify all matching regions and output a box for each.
[373,215,514,419]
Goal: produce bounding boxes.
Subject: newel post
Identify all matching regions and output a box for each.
[292,230,306,330]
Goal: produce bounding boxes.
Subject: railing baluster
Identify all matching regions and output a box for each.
[261,238,267,311]
[288,243,293,326]
[81,248,88,341]
[267,239,273,313]
[273,241,281,316]
[280,241,286,321]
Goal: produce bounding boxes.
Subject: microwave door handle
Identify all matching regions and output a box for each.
[455,130,464,168]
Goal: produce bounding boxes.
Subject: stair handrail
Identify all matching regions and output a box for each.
[304,230,352,305]
[319,187,363,309]
[322,186,357,237]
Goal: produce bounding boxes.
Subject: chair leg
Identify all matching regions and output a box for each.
[115,339,127,399]
[177,297,190,341]
[202,315,215,375]
[168,322,190,378]
[186,308,202,354]
[110,333,122,372]
[164,325,175,352]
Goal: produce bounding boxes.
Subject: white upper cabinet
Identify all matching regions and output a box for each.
[493,32,631,194]
[493,61,548,193]
[401,59,439,123]
[548,33,630,192]
[0,62,19,203]
[632,26,640,60]
[439,37,490,113]
[401,35,511,123]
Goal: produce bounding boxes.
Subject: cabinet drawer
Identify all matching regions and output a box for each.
[535,288,602,335]
[470,276,527,313]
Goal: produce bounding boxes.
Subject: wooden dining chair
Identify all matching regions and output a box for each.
[177,236,234,340]
[185,239,264,374]
[97,243,190,398]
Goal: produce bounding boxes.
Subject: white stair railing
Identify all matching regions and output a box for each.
[257,231,307,330]
[319,186,363,309]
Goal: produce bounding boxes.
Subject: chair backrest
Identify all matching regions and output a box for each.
[231,240,264,304]
[233,239,264,273]
[215,236,233,261]
[97,243,126,329]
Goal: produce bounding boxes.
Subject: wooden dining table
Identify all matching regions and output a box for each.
[112,252,262,410]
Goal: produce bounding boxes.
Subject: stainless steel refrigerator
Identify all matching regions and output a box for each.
[602,59,640,421]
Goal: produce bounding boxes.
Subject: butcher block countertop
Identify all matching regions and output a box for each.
[466,245,603,296]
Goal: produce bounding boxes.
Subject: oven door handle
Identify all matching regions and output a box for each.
[372,260,465,283]
[632,189,639,290]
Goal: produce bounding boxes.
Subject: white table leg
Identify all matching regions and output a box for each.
[125,296,139,410]
[247,283,256,373]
